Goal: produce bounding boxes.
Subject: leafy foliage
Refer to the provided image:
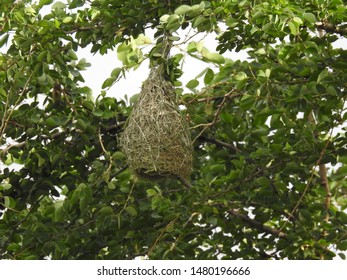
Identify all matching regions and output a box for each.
[1,0,347,259]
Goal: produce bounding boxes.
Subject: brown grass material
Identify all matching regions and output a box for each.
[119,66,193,180]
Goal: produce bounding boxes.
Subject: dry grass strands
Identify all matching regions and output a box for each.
[119,66,193,180]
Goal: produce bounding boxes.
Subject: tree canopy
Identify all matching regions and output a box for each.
[1,0,347,259]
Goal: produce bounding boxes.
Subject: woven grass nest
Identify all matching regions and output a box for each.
[119,66,193,180]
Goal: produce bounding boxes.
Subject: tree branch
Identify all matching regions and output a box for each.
[104,121,125,132]
[148,218,178,258]
[315,21,347,36]
[178,176,193,188]
[0,196,44,257]
[228,209,287,239]
[187,91,242,104]
[192,94,229,143]
[318,164,331,221]
[307,112,332,222]
[0,122,125,156]
[200,136,241,153]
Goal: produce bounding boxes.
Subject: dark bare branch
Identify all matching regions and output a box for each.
[228,209,287,239]
[315,21,347,36]
[200,136,241,153]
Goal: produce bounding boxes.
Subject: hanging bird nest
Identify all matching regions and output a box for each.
[119,66,193,180]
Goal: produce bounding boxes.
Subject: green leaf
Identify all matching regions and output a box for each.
[67,49,78,60]
[0,87,6,98]
[0,183,12,191]
[186,79,199,89]
[174,5,192,15]
[338,253,346,260]
[262,22,272,32]
[151,195,162,210]
[337,240,347,251]
[146,189,157,197]
[79,184,93,214]
[76,118,88,131]
[37,50,48,62]
[169,35,180,41]
[205,103,213,115]
[210,164,225,173]
[112,151,125,160]
[234,72,247,81]
[160,14,170,23]
[4,196,12,208]
[256,176,270,188]
[293,17,303,25]
[45,116,59,128]
[207,217,218,226]
[39,0,53,6]
[82,100,94,111]
[193,16,208,28]
[111,67,122,78]
[202,50,225,64]
[53,201,65,222]
[288,21,298,35]
[204,68,214,85]
[107,181,116,190]
[125,206,138,217]
[98,206,114,217]
[0,34,9,48]
[303,13,317,24]
[68,0,85,9]
[90,8,101,20]
[71,186,82,205]
[337,211,347,224]
[117,42,131,64]
[62,16,73,24]
[52,1,66,10]
[102,76,116,89]
[51,153,62,167]
[129,93,139,105]
[317,68,329,83]
[135,34,152,45]
[240,94,256,110]
[187,42,197,53]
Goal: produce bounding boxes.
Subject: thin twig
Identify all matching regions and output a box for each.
[0,141,26,155]
[99,127,114,179]
[319,164,331,221]
[200,136,241,153]
[280,128,333,231]
[308,112,332,221]
[178,176,193,188]
[117,181,136,228]
[0,71,34,145]
[192,95,229,143]
[0,196,45,257]
[148,218,178,258]
[185,88,242,105]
